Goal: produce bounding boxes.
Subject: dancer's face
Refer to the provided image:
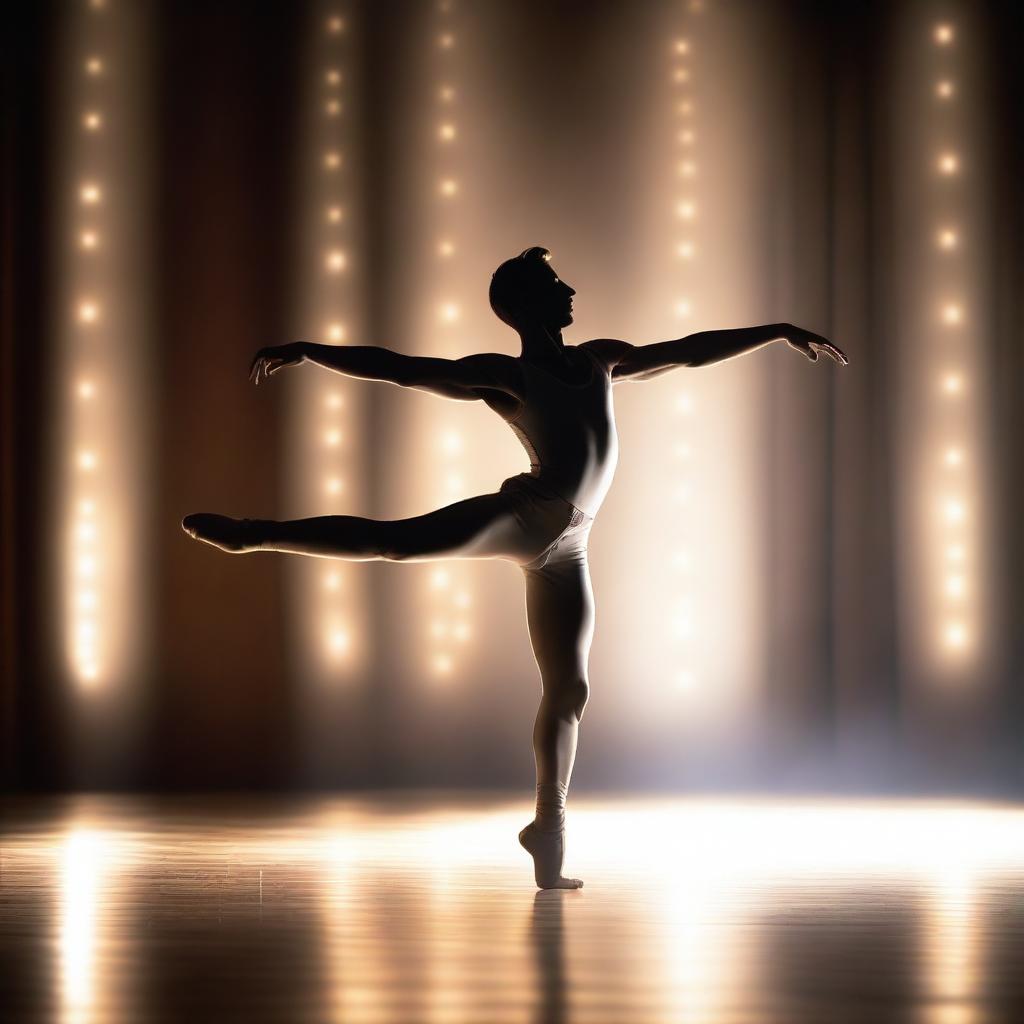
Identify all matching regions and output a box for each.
[526,263,577,331]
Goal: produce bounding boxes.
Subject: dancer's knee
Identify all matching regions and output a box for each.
[547,676,589,722]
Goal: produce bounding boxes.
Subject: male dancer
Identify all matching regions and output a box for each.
[184,246,848,888]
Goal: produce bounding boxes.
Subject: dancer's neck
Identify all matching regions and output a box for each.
[518,325,566,364]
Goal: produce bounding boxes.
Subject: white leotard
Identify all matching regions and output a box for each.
[501,345,618,518]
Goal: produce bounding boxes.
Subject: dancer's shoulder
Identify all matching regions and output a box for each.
[579,338,633,372]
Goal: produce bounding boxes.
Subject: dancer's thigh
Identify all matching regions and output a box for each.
[383,488,569,564]
[524,556,595,685]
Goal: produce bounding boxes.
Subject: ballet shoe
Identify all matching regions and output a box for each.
[181,513,261,553]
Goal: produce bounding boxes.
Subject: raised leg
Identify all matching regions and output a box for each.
[519,553,595,889]
[182,490,551,565]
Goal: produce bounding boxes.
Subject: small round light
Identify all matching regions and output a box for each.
[438,122,456,141]
[80,183,102,204]
[937,152,959,175]
[439,178,458,197]
[937,228,958,251]
[934,23,954,46]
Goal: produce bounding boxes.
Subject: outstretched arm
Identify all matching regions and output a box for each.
[585,323,848,381]
[248,342,521,402]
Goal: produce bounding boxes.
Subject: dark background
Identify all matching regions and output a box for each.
[2,0,1023,793]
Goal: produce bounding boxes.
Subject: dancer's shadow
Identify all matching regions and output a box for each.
[529,889,574,1024]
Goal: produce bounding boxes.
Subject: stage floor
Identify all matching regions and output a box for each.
[2,793,1024,1023]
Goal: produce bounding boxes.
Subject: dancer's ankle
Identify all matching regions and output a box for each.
[534,781,567,833]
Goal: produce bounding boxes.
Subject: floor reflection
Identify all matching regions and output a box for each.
[1,795,1024,1022]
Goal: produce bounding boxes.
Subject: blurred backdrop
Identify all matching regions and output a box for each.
[2,0,1022,793]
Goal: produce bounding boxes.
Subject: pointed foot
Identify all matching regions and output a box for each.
[181,513,261,553]
[519,823,583,890]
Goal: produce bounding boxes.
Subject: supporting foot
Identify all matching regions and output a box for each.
[181,513,262,553]
[519,822,583,890]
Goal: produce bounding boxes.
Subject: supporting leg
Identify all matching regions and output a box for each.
[519,554,595,889]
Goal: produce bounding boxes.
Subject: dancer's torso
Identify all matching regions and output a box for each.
[487,344,618,518]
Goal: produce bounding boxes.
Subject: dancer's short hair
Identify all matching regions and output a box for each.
[489,246,552,328]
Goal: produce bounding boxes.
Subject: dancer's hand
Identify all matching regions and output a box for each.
[249,343,307,384]
[783,325,849,366]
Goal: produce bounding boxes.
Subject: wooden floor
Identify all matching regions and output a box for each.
[2,793,1024,1023]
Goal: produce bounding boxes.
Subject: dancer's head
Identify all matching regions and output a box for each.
[489,246,576,334]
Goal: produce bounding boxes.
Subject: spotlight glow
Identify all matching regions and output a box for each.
[937,228,958,250]
[935,79,955,100]
[439,178,458,197]
[937,152,959,175]
[80,183,102,204]
[82,112,102,132]
[79,230,99,250]
[933,23,955,46]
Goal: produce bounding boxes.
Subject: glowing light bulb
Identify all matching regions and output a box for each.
[944,621,967,649]
[944,498,965,524]
[325,99,342,116]
[941,372,963,396]
[944,447,963,468]
[326,205,343,223]
[80,664,100,682]
[324,151,342,170]
[937,228,958,251]
[945,574,965,599]
[85,57,104,75]
[439,178,458,197]
[438,122,456,141]
[327,15,345,33]
[437,239,455,258]
[325,249,347,272]
[941,303,962,325]
[325,477,344,495]
[676,668,696,690]
[325,392,344,409]
[328,627,350,656]
[323,572,341,591]
[325,69,342,86]
[675,299,692,318]
[935,79,955,100]
[78,301,99,324]
[78,450,97,471]
[439,302,460,323]
[80,230,99,250]
[439,430,463,454]
[431,569,450,590]
[326,322,346,342]
[439,32,454,49]
[83,111,102,131]
[676,199,696,220]
[937,152,959,175]
[674,39,691,55]
[324,428,342,447]
[80,183,101,204]
[77,379,96,399]
[934,23,954,45]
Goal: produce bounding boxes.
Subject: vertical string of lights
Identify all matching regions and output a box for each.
[422,0,473,681]
[290,4,365,681]
[925,16,980,668]
[59,0,150,691]
[64,3,111,687]
[667,2,705,693]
